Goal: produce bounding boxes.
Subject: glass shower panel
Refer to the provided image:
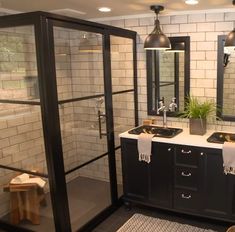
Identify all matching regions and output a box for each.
[110,36,134,92]
[65,156,111,231]
[59,97,108,172]
[53,27,104,101]
[112,92,135,198]
[0,170,55,231]
[112,92,135,148]
[0,26,39,102]
[0,104,47,174]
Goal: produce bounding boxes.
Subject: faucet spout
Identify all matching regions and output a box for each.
[157,99,167,128]
[162,109,167,128]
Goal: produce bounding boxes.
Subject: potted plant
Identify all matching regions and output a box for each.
[181,96,216,135]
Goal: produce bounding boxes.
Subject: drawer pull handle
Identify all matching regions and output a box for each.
[181,194,191,199]
[181,149,191,154]
[168,148,172,152]
[200,152,204,156]
[181,171,192,177]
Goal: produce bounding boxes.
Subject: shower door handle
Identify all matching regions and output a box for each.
[98,110,107,139]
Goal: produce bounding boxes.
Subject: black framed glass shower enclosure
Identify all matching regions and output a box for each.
[0,12,138,232]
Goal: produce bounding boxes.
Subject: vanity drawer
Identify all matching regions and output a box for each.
[175,166,198,189]
[174,188,200,212]
[175,146,202,166]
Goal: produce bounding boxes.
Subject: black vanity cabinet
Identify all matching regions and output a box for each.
[121,137,235,223]
[202,148,230,219]
[121,138,149,201]
[149,142,174,208]
[174,145,204,213]
[121,138,173,206]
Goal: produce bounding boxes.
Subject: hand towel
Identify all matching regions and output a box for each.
[222,142,235,175]
[23,178,46,188]
[10,173,46,188]
[137,133,154,163]
[10,173,30,184]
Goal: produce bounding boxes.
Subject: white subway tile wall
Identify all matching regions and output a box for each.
[95,11,235,131]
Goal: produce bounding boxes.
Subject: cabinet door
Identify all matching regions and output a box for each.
[149,143,173,208]
[121,138,149,201]
[203,149,229,218]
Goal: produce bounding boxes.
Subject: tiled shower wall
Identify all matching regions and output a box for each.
[95,10,235,131]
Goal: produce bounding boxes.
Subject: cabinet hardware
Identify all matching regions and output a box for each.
[181,149,191,154]
[168,148,172,151]
[181,193,191,199]
[200,152,204,156]
[181,171,192,177]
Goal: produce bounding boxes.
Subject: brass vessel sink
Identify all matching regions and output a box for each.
[128,125,183,138]
[207,132,235,144]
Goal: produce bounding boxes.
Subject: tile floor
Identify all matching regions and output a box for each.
[93,204,231,232]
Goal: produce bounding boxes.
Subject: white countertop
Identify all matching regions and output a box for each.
[119,125,223,149]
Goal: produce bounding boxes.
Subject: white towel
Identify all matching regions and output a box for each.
[10,173,29,184]
[137,133,154,163]
[10,173,46,188]
[222,142,235,175]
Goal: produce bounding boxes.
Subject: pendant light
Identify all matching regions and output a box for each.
[144,5,171,50]
[225,0,235,49]
[165,42,185,53]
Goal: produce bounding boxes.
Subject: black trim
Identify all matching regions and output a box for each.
[65,152,109,175]
[133,36,138,126]
[77,201,122,232]
[0,99,40,105]
[0,165,48,178]
[65,146,121,176]
[58,93,105,105]
[35,16,71,232]
[0,220,33,232]
[112,89,134,95]
[0,11,138,232]
[103,31,118,205]
[216,35,234,121]
[147,36,190,116]
[58,89,134,105]
[175,53,180,108]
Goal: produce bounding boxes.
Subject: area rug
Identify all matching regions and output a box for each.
[117,214,216,232]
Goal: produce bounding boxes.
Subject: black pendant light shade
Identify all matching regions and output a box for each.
[225,28,235,48]
[225,0,235,48]
[166,42,185,53]
[144,5,171,50]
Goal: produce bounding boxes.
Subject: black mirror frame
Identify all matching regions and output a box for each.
[217,35,235,121]
[146,36,190,116]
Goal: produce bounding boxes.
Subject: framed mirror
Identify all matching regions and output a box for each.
[146,36,190,116]
[217,35,235,121]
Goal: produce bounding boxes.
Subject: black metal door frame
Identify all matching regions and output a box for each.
[0,11,138,232]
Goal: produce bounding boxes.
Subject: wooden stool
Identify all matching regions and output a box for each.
[227,226,235,232]
[3,183,46,225]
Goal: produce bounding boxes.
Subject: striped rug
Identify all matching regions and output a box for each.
[117,214,216,232]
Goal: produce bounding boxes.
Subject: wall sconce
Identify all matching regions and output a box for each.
[225,0,235,49]
[144,5,171,50]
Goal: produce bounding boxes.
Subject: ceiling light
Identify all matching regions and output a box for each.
[98,7,111,12]
[144,5,171,50]
[225,0,235,49]
[185,0,199,5]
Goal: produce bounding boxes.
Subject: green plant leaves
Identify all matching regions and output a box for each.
[180,96,216,119]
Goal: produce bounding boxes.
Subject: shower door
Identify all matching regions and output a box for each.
[52,21,113,231]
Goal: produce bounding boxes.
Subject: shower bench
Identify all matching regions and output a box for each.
[3,183,46,225]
